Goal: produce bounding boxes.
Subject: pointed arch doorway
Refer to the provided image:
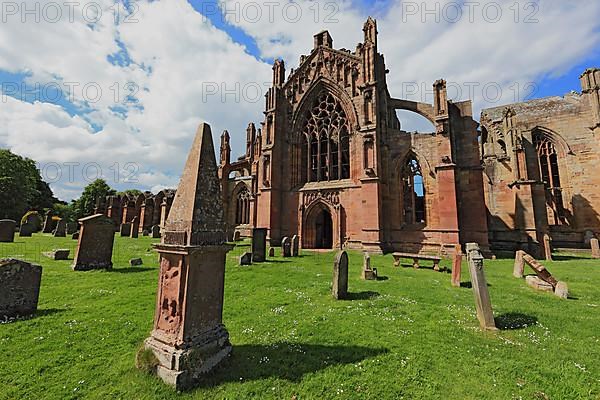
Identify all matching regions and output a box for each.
[303,203,335,249]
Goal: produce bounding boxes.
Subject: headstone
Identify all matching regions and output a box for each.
[291,235,299,257]
[554,281,569,299]
[43,249,70,260]
[466,243,497,331]
[151,225,161,239]
[53,219,66,237]
[282,237,291,257]
[130,258,143,266]
[0,259,42,318]
[143,123,234,390]
[591,238,600,259]
[584,230,595,246]
[332,250,349,300]
[361,252,377,280]
[19,223,34,237]
[23,212,42,232]
[451,245,462,287]
[120,223,132,237]
[233,231,241,241]
[72,214,115,271]
[71,232,79,240]
[513,250,525,278]
[543,234,552,261]
[66,222,78,235]
[0,220,16,242]
[42,211,54,233]
[130,217,139,238]
[251,228,267,262]
[268,247,275,257]
[522,253,558,288]
[238,252,252,265]
[143,230,150,236]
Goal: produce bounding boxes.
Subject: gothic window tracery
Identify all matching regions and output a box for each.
[299,92,350,184]
[402,156,426,224]
[533,132,567,226]
[235,187,251,225]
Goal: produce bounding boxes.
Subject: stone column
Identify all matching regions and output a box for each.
[142,123,234,390]
[466,243,497,330]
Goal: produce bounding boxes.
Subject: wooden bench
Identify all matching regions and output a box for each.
[392,252,442,271]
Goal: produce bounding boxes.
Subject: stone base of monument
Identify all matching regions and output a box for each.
[525,275,553,292]
[361,267,377,280]
[144,324,232,390]
[72,261,113,271]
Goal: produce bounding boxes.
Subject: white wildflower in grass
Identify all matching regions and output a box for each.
[271,306,285,315]
[259,356,270,364]
[574,362,588,372]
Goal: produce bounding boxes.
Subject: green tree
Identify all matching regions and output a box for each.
[0,149,44,220]
[117,189,142,198]
[73,179,116,219]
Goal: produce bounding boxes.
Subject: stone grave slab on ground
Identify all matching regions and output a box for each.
[0,259,42,318]
[44,249,70,260]
[519,252,568,299]
[130,258,143,266]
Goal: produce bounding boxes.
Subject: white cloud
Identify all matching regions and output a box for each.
[0,0,270,201]
[1,0,599,200]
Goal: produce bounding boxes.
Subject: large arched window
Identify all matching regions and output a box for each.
[402,156,426,224]
[533,132,566,226]
[300,92,350,183]
[235,187,251,225]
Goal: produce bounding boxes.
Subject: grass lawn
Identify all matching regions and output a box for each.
[1,234,599,399]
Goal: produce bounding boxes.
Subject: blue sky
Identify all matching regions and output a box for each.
[0,0,599,201]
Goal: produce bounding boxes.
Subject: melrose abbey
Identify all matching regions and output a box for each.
[217,18,600,257]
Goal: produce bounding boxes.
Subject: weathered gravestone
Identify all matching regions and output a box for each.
[130,217,139,238]
[120,223,132,237]
[543,233,552,261]
[291,235,299,257]
[53,219,66,237]
[361,251,377,280]
[151,225,161,238]
[23,212,42,232]
[0,259,42,318]
[466,243,497,331]
[19,223,34,237]
[268,247,275,257]
[282,237,291,257]
[591,238,600,259]
[44,249,70,260]
[130,258,143,266]
[72,214,115,271]
[451,244,462,287]
[0,220,16,242]
[233,230,241,241]
[142,230,150,237]
[239,252,252,266]
[513,250,525,278]
[42,211,55,233]
[66,222,78,235]
[584,230,595,246]
[521,252,568,299]
[251,228,267,262]
[143,123,234,390]
[332,250,349,300]
[71,232,79,240]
